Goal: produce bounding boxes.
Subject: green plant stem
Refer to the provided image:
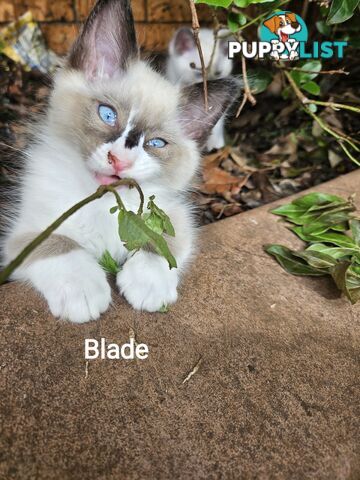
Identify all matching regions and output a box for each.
[303,100,360,114]
[283,70,360,165]
[339,143,360,167]
[0,178,144,285]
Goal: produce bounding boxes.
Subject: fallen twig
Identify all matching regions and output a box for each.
[182,356,203,385]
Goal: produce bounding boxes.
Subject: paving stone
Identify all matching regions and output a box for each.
[0,171,359,479]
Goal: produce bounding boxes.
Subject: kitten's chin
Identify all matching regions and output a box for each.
[94,173,122,186]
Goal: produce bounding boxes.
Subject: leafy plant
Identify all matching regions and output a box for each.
[327,0,360,25]
[264,192,360,304]
[0,179,177,285]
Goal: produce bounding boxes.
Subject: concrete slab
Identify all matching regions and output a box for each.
[0,171,359,480]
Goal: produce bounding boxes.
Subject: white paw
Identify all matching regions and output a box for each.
[26,250,112,323]
[117,251,178,312]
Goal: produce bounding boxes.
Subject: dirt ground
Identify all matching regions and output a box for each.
[1,172,359,480]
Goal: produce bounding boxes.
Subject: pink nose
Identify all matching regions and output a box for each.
[108,151,123,173]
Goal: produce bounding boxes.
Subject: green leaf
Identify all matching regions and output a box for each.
[293,250,337,270]
[234,0,276,5]
[99,250,120,275]
[351,219,360,245]
[118,210,177,269]
[292,228,356,248]
[290,61,322,86]
[307,243,359,260]
[110,206,118,214]
[308,104,318,113]
[195,0,232,6]
[327,0,360,24]
[293,193,345,209]
[247,69,273,94]
[330,260,352,296]
[228,12,247,32]
[146,196,176,237]
[302,81,321,96]
[264,244,327,276]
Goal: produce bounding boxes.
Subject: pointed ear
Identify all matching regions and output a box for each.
[179,78,240,146]
[68,0,138,79]
[171,27,196,55]
[264,16,277,33]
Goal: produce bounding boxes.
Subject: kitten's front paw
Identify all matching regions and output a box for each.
[117,251,178,312]
[27,250,112,323]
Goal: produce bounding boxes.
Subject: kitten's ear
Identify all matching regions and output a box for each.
[171,27,196,55]
[179,78,240,146]
[68,0,138,79]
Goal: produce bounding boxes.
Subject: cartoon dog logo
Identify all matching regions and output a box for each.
[263,12,302,60]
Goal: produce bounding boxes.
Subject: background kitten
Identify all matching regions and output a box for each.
[1,0,238,323]
[166,27,234,151]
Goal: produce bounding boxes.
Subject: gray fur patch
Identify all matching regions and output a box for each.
[9,234,80,266]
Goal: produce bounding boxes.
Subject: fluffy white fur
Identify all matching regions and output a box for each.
[1,1,237,323]
[2,64,198,321]
[166,28,233,151]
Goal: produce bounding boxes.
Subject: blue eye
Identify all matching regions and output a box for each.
[98,104,117,126]
[146,138,167,148]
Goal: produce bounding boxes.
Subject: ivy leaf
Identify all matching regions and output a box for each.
[99,250,120,275]
[264,245,327,276]
[118,210,177,269]
[145,195,176,237]
[327,0,360,25]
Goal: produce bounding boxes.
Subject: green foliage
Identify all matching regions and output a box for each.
[99,250,120,275]
[247,69,273,94]
[143,195,176,237]
[195,0,275,6]
[228,12,247,32]
[117,209,177,269]
[108,193,177,270]
[195,0,232,7]
[290,61,322,97]
[265,192,360,304]
[327,0,360,25]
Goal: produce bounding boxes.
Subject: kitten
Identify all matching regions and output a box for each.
[1,0,238,323]
[166,27,234,151]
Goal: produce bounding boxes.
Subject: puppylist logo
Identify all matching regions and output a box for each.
[228,10,347,61]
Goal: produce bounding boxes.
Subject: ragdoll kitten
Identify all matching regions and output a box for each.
[166,27,234,151]
[1,0,238,323]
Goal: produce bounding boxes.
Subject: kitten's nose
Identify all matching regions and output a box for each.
[108,151,123,173]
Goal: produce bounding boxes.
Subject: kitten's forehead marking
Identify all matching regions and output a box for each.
[125,128,142,150]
